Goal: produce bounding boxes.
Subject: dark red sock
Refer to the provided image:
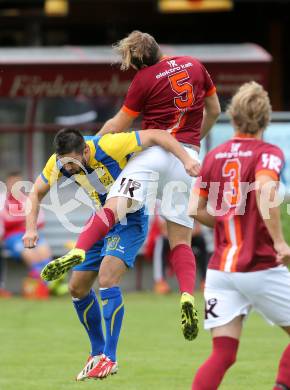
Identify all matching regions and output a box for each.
[274,344,290,390]
[76,208,115,251]
[169,244,196,294]
[192,336,239,390]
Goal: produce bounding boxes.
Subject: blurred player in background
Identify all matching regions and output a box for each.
[191,82,290,390]
[145,213,171,294]
[0,172,65,298]
[24,128,198,379]
[46,30,221,341]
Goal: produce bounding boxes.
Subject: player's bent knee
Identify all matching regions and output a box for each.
[98,272,118,289]
[68,281,90,299]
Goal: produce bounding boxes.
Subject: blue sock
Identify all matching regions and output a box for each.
[29,258,51,278]
[100,286,124,362]
[72,289,105,356]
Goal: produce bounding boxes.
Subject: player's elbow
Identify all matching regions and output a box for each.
[141,129,167,147]
[205,94,221,118]
[207,104,221,119]
[107,118,124,133]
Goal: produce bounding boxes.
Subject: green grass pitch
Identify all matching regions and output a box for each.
[0,292,287,390]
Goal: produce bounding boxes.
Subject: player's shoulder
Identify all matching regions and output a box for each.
[84,134,100,143]
[206,139,234,158]
[45,153,57,166]
[202,139,246,171]
[84,134,101,148]
[95,132,134,154]
[255,139,284,159]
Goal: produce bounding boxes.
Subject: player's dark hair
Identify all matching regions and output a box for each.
[114,30,162,71]
[54,128,86,155]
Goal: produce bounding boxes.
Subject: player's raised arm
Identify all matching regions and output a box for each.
[256,173,290,265]
[200,92,221,140]
[23,153,60,249]
[23,175,50,248]
[139,129,200,177]
[98,109,134,135]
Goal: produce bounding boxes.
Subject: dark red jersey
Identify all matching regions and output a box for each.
[196,134,285,272]
[122,56,216,148]
[1,193,45,239]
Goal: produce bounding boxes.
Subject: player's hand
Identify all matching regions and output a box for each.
[22,230,39,249]
[275,241,290,265]
[184,158,201,177]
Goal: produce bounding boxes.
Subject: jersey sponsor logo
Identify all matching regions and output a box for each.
[156,62,193,79]
[205,298,219,319]
[231,143,241,153]
[215,150,252,159]
[261,153,282,173]
[118,177,141,198]
[167,60,177,68]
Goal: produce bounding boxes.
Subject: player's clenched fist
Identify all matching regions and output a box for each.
[275,241,290,266]
[22,230,39,248]
[184,158,201,177]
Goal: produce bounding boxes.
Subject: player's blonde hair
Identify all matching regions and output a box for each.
[227,81,271,134]
[113,30,161,71]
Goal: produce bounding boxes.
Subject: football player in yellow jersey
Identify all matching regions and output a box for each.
[23,127,199,380]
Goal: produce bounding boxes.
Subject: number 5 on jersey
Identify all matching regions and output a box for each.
[169,70,194,109]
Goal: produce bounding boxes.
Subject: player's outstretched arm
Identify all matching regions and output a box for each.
[139,129,200,177]
[256,174,290,265]
[23,176,50,249]
[98,110,134,136]
[200,93,221,140]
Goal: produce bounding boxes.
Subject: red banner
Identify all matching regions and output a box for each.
[0,65,133,98]
[0,62,270,100]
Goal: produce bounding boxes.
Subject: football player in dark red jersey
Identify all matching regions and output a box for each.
[98,31,220,341]
[191,82,290,390]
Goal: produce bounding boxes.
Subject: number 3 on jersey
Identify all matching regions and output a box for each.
[169,70,194,109]
[222,159,241,207]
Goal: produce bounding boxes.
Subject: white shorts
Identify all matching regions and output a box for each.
[204,266,290,330]
[107,145,198,229]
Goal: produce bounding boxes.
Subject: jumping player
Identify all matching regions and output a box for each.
[191,82,290,389]
[42,31,221,342]
[23,127,198,380]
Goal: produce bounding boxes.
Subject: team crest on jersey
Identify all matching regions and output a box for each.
[106,235,121,251]
[91,162,114,189]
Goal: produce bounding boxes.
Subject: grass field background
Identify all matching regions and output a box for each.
[281,202,290,244]
[0,292,287,390]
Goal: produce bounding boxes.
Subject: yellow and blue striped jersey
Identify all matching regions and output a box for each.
[40,131,142,209]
